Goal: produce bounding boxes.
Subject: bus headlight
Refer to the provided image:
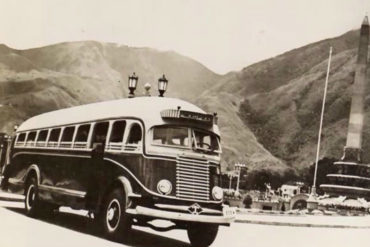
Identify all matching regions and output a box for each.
[212,186,223,200]
[157,179,172,195]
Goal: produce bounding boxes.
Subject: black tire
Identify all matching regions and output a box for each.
[187,223,219,247]
[98,188,131,241]
[24,177,41,217]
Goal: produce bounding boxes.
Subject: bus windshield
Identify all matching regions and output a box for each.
[192,129,220,153]
[152,126,220,153]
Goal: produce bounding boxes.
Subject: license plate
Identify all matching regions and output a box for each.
[223,207,236,217]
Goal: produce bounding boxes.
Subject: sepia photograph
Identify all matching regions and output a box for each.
[0,0,369,246]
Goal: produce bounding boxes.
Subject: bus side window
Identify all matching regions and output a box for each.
[60,126,75,148]
[107,120,126,150]
[74,124,91,149]
[126,123,142,149]
[36,130,48,147]
[91,122,109,148]
[26,131,37,147]
[48,128,61,147]
[16,133,26,146]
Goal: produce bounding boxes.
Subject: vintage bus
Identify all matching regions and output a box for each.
[1,96,235,246]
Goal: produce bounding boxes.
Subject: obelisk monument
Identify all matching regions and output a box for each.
[342,16,369,162]
[320,16,370,202]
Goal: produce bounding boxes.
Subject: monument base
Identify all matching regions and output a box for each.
[342,146,362,162]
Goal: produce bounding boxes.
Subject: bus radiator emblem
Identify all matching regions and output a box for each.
[188,203,203,215]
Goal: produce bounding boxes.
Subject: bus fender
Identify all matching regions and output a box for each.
[116,176,133,197]
[25,164,41,185]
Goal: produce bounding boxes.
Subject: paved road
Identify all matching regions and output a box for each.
[0,201,369,247]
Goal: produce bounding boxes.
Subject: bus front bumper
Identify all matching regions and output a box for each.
[126,205,236,225]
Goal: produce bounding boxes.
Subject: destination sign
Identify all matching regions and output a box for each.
[161,109,214,126]
[179,110,213,125]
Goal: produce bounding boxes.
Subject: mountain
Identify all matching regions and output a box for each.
[0,27,366,176]
[0,41,220,118]
[229,29,370,173]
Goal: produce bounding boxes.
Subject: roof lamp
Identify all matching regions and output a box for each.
[128,72,139,98]
[158,74,168,97]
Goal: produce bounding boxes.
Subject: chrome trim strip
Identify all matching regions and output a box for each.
[13,151,90,159]
[177,173,210,181]
[178,180,209,187]
[8,177,86,198]
[39,185,86,198]
[126,206,235,224]
[177,167,209,174]
[154,204,221,214]
[128,193,142,198]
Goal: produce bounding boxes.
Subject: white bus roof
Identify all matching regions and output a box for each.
[17,97,220,135]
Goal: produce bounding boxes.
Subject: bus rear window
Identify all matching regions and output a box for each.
[27,132,37,142]
[37,130,48,142]
[152,126,189,147]
[75,124,91,142]
[49,128,61,142]
[17,133,26,143]
[61,126,75,142]
[110,120,126,143]
[92,122,109,144]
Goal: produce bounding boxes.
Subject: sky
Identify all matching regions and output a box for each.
[0,0,369,74]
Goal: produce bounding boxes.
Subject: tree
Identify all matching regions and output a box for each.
[303,157,337,195]
[243,195,253,208]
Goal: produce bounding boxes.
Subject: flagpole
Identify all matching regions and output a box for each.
[311,46,333,196]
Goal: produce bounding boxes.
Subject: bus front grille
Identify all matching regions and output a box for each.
[176,156,210,201]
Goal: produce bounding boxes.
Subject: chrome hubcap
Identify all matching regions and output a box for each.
[106,199,121,232]
[107,208,115,221]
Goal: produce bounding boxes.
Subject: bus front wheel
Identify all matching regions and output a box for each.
[24,177,41,217]
[99,188,131,241]
[187,223,219,247]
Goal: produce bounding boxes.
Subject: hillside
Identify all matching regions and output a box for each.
[0,41,220,119]
[199,29,368,174]
[234,30,369,172]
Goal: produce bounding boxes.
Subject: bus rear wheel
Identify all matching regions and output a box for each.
[187,223,219,247]
[99,188,131,242]
[24,177,41,217]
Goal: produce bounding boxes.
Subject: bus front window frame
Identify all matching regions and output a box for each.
[122,121,143,152]
[151,126,191,150]
[192,129,221,154]
[149,125,221,154]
